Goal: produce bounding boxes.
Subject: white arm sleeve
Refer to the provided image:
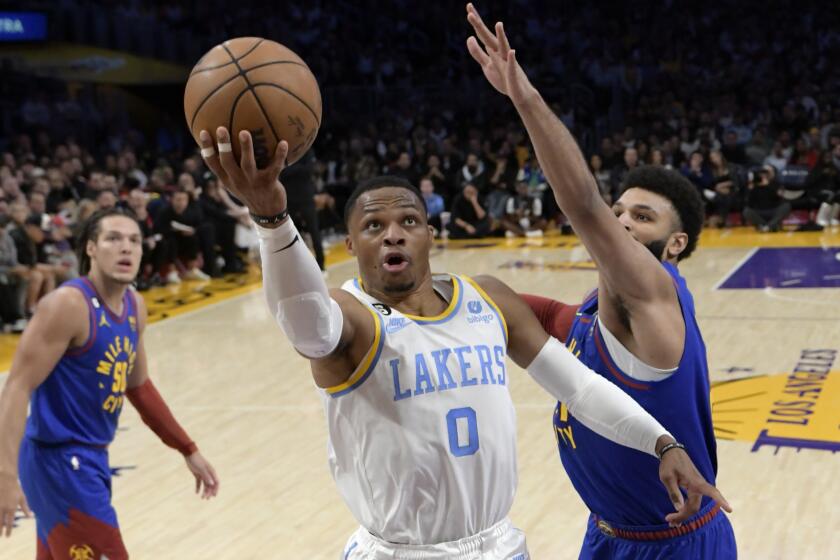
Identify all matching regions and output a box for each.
[527,337,669,457]
[256,219,343,358]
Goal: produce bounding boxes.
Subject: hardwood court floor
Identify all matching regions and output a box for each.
[2,227,838,559]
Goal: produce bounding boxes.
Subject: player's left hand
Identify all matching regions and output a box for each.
[465,3,535,106]
[184,451,220,500]
[659,448,732,526]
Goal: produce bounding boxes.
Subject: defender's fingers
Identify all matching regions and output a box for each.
[19,497,31,517]
[239,130,257,174]
[496,22,511,55]
[507,50,519,83]
[662,474,685,512]
[467,36,491,67]
[466,5,499,52]
[697,481,732,513]
[2,511,11,537]
[684,491,703,515]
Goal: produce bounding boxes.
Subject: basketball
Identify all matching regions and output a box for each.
[183,37,322,167]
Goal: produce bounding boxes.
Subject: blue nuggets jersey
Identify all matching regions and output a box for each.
[25,277,139,446]
[556,263,718,525]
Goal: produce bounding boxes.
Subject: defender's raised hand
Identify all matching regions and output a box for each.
[465,3,535,106]
[199,127,289,217]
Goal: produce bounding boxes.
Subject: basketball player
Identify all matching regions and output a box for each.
[466,4,737,558]
[0,207,219,559]
[198,126,729,558]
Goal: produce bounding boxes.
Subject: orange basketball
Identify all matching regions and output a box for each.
[184,37,322,168]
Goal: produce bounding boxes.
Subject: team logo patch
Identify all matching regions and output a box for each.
[386,317,410,334]
[98,312,110,328]
[372,303,392,316]
[467,300,483,314]
[128,316,137,332]
[69,544,94,560]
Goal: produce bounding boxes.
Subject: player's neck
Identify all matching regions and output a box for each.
[366,274,448,317]
[87,272,128,314]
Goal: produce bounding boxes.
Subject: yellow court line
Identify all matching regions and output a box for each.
[2,226,838,373]
[0,269,265,374]
[321,227,840,266]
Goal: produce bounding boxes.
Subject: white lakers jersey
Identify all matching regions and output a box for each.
[322,274,518,545]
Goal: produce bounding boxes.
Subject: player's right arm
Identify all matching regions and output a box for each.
[0,287,88,536]
[466,4,675,302]
[197,127,374,388]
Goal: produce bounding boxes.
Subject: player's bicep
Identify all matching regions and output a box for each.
[473,276,549,368]
[7,289,86,391]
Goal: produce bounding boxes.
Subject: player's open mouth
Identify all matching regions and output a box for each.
[383,252,409,272]
[117,259,133,268]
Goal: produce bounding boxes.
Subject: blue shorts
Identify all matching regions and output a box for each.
[578,502,737,560]
[19,438,127,560]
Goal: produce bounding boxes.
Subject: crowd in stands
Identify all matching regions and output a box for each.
[1,0,839,334]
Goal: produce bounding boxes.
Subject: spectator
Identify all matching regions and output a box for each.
[7,202,56,315]
[126,188,164,289]
[96,189,118,210]
[610,147,640,200]
[744,166,791,232]
[387,152,419,186]
[708,150,739,228]
[419,177,445,233]
[423,154,452,202]
[503,180,546,238]
[448,183,491,239]
[282,152,325,272]
[0,224,28,332]
[721,130,748,166]
[459,153,487,192]
[764,142,789,172]
[155,188,210,283]
[682,151,714,196]
[811,150,840,226]
[589,154,612,204]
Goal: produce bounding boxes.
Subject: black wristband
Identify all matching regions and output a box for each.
[250,208,289,226]
[657,442,686,460]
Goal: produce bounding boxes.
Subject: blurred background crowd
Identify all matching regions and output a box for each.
[0,0,838,332]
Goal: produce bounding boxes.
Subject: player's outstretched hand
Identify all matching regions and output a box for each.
[659,448,732,526]
[184,451,220,500]
[199,126,289,217]
[0,472,31,537]
[465,3,535,106]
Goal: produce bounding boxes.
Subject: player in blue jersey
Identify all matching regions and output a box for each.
[0,207,219,559]
[467,4,736,558]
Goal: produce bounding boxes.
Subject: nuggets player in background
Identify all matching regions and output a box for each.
[0,208,219,560]
[467,4,736,558]
[199,125,727,559]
